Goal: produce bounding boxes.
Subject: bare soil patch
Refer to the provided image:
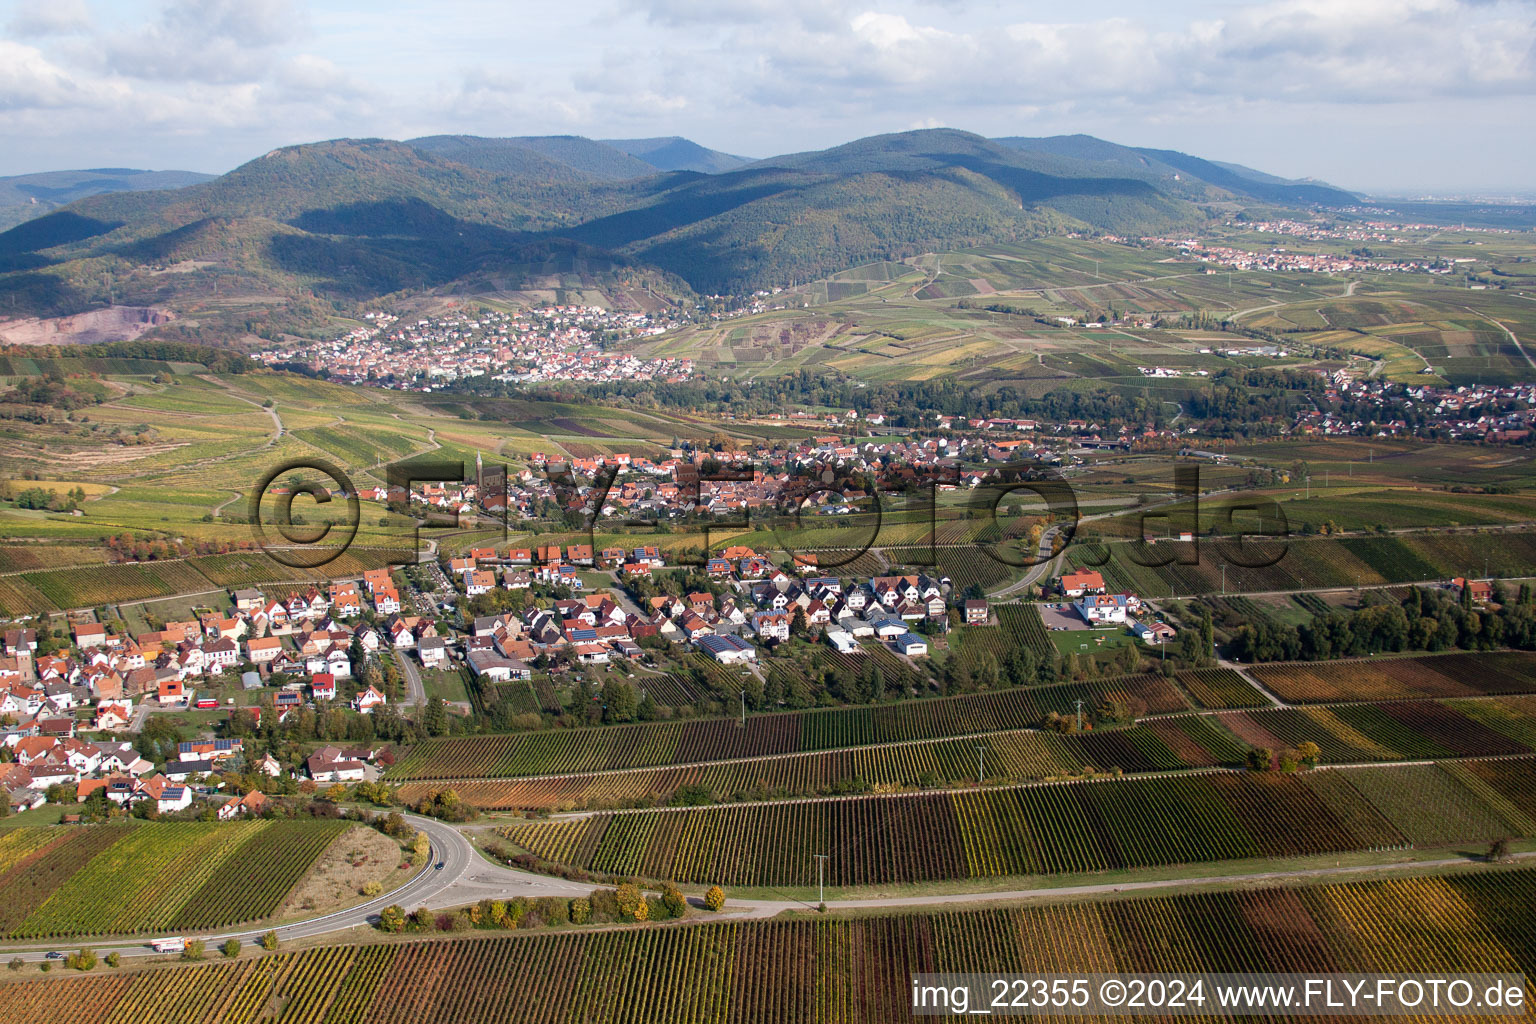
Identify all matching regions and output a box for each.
[0,306,171,346]
[278,824,406,918]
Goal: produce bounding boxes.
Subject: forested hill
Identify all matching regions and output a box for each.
[0,127,1352,325]
[992,134,1359,206]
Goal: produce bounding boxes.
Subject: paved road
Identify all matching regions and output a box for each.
[987,525,1064,600]
[9,813,1525,960]
[396,649,426,707]
[0,815,588,963]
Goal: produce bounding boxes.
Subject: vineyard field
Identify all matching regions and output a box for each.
[4,869,1536,1023]
[1216,698,1536,764]
[0,820,349,939]
[1174,668,1271,709]
[498,760,1530,888]
[400,714,1244,811]
[1252,651,1536,703]
[388,673,1191,781]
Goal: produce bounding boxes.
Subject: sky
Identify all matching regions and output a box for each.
[3,0,1534,194]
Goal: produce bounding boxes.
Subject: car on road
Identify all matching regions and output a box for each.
[435,861,444,870]
[44,951,64,959]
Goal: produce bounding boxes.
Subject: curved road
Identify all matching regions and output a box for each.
[6,813,1528,962]
[0,815,589,963]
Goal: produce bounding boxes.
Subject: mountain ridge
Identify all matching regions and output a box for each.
[0,128,1370,336]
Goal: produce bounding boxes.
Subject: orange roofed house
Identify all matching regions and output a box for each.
[1058,570,1106,598]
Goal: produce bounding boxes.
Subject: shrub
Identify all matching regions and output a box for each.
[8,957,22,971]
[221,939,241,959]
[182,940,205,961]
[705,885,725,912]
[105,952,120,968]
[260,931,279,951]
[362,880,384,896]
[616,883,644,920]
[569,897,591,924]
[661,885,687,919]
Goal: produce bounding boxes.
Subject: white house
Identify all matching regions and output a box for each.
[826,629,859,654]
[1074,593,1134,625]
[353,686,387,714]
[696,634,756,665]
[893,633,928,657]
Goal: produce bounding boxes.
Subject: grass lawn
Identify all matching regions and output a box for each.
[422,665,473,703]
[0,803,85,828]
[1048,626,1132,657]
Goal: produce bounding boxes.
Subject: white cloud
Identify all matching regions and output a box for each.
[0,0,1531,190]
[0,39,106,110]
[6,0,90,38]
[101,0,306,84]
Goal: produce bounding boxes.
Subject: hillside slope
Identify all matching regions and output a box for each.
[993,134,1358,206]
[0,129,1213,324]
[604,137,751,174]
[0,168,214,231]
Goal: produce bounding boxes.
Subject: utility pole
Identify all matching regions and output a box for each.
[974,745,987,785]
[1220,563,1228,594]
[1073,699,1085,732]
[740,688,746,728]
[813,854,828,906]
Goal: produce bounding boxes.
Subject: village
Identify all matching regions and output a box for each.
[251,305,696,389]
[0,521,1186,819]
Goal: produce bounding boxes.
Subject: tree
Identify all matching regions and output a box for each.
[70,948,95,971]
[1295,741,1321,770]
[105,952,120,968]
[378,905,406,933]
[324,783,348,802]
[705,885,725,912]
[601,678,638,724]
[422,697,449,736]
[220,938,242,958]
[1245,747,1273,772]
[182,940,205,960]
[662,885,687,919]
[568,897,591,924]
[260,931,279,951]
[1488,837,1512,863]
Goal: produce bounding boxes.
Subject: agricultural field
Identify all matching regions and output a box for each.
[5,868,1536,1024]
[498,759,1531,888]
[1252,651,1536,703]
[0,820,350,939]
[398,713,1245,811]
[1064,528,1536,597]
[1215,698,1536,763]
[1174,668,1273,709]
[387,673,1190,781]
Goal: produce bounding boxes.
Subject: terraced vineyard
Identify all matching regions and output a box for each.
[499,759,1535,887]
[389,673,1190,781]
[1252,651,1536,703]
[4,868,1536,1023]
[0,820,349,939]
[399,714,1245,811]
